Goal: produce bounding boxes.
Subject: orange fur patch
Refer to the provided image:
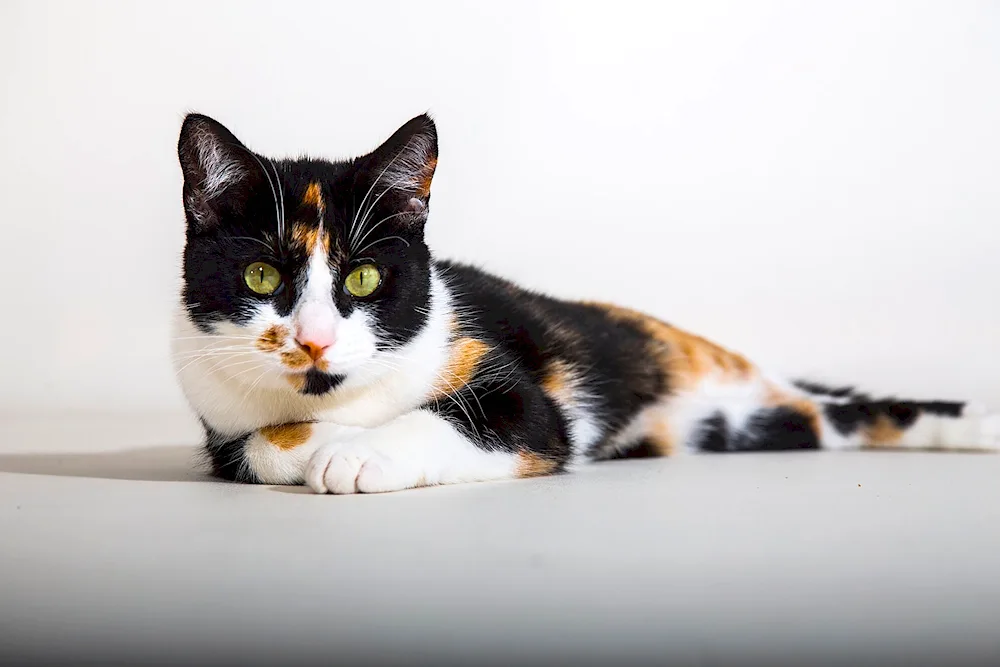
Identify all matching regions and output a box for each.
[302,181,325,215]
[260,422,313,450]
[431,337,490,397]
[290,223,328,254]
[286,374,306,391]
[515,451,559,478]
[540,360,575,404]
[588,302,754,389]
[646,416,676,456]
[256,325,289,353]
[416,157,437,198]
[862,415,904,448]
[281,349,312,370]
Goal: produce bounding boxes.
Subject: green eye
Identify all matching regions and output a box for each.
[344,264,381,298]
[244,262,282,295]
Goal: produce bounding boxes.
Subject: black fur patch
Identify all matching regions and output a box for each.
[823,399,964,437]
[735,407,821,451]
[436,261,668,443]
[796,379,964,438]
[695,408,820,452]
[607,439,661,459]
[692,412,730,452]
[201,421,259,483]
[425,351,572,469]
[301,370,344,396]
[792,380,855,399]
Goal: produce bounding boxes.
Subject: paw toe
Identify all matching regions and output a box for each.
[355,458,390,493]
[303,439,426,494]
[326,452,364,494]
[355,454,421,493]
[305,445,335,494]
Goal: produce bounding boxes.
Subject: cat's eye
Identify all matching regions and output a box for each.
[344,264,381,298]
[244,262,282,295]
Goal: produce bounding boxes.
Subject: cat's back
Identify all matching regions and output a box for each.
[432,259,670,425]
[433,258,652,353]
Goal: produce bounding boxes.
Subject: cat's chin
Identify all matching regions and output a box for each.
[284,369,346,396]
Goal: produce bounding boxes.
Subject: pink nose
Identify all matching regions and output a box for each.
[295,331,334,361]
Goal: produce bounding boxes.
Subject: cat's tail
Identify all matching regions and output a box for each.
[793,380,1000,452]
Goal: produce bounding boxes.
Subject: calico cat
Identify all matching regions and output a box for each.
[173,113,1000,494]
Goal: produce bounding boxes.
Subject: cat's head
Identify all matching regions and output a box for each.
[176,113,438,396]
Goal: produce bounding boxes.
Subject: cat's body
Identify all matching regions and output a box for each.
[174,113,1000,493]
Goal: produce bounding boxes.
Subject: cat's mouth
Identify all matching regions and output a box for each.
[287,368,345,396]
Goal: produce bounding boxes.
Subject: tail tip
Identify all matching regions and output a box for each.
[962,401,988,418]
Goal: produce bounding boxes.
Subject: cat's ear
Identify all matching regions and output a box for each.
[358,113,438,224]
[177,113,262,232]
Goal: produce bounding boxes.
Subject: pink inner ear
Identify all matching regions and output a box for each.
[406,198,426,213]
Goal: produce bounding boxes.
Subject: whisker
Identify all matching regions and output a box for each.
[236,366,273,413]
[349,139,416,248]
[352,171,415,248]
[229,236,278,254]
[204,356,262,377]
[227,142,282,246]
[174,351,255,375]
[351,211,410,253]
[355,235,411,256]
[267,158,286,242]
[171,334,259,341]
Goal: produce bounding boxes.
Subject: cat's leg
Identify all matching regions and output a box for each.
[304,373,571,494]
[304,410,518,494]
[201,420,366,485]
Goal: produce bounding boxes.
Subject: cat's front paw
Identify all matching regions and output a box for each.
[305,441,423,494]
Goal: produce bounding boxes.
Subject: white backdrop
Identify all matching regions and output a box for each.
[2,0,998,412]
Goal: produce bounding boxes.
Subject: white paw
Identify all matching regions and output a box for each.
[304,441,424,494]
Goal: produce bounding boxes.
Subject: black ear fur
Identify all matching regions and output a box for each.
[356,113,438,224]
[177,113,263,232]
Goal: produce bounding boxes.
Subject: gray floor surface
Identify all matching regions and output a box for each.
[1,413,998,666]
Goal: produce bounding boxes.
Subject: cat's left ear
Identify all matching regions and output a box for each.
[358,113,438,224]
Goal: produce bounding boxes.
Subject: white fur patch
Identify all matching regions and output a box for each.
[670,375,771,453]
[305,409,517,494]
[244,422,366,485]
[890,408,1000,451]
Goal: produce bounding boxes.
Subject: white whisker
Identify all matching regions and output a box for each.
[351,212,410,254]
[349,139,416,248]
[267,158,286,241]
[354,235,411,256]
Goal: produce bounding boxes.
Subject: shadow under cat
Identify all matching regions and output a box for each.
[0,445,328,492]
[0,445,214,483]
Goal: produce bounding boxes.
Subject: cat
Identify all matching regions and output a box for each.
[173,113,1000,494]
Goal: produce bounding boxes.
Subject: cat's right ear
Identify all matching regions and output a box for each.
[177,113,260,233]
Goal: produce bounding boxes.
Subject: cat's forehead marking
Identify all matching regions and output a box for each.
[290,223,328,255]
[301,181,325,216]
[289,181,329,255]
